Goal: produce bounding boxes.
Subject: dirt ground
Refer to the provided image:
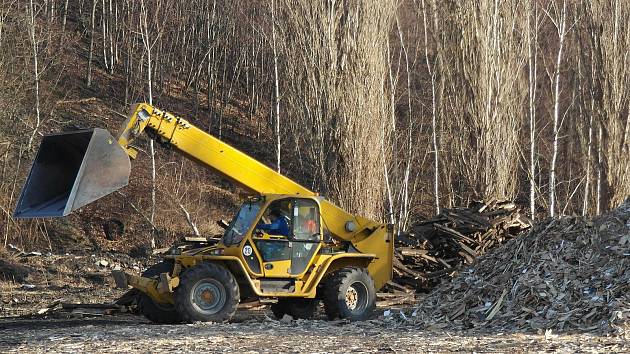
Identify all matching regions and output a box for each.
[0,313,628,353]
[1,253,628,353]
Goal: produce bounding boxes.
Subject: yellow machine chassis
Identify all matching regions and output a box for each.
[113,192,389,306]
[115,252,375,305]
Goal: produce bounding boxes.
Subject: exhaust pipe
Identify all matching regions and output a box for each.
[13,128,131,218]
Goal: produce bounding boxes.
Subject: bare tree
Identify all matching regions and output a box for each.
[0,1,10,46]
[438,0,527,204]
[420,0,440,215]
[26,0,41,150]
[586,0,630,209]
[279,0,395,219]
[596,124,603,214]
[545,0,569,217]
[139,0,161,248]
[62,0,69,35]
[108,0,114,74]
[526,1,540,219]
[270,0,281,172]
[205,0,216,113]
[575,34,596,216]
[101,0,108,71]
[87,0,97,86]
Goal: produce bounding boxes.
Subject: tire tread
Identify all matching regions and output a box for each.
[322,267,375,321]
[174,263,240,323]
[138,261,182,324]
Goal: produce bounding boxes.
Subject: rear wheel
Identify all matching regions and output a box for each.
[270,298,318,320]
[138,262,182,324]
[174,263,240,323]
[323,267,376,321]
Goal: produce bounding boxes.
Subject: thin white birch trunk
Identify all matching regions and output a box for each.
[141,0,156,248]
[399,25,413,230]
[27,0,41,150]
[101,0,108,70]
[271,0,281,172]
[108,0,114,74]
[548,0,567,217]
[583,113,593,216]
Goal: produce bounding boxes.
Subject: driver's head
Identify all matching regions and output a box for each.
[269,209,282,221]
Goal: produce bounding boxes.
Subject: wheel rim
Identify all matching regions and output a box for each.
[190,278,227,315]
[345,281,368,314]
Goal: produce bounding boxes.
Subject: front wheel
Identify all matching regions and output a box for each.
[174,263,240,323]
[138,262,182,324]
[322,267,376,321]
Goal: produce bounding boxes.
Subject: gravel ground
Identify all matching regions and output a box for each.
[1,253,628,353]
[0,313,628,353]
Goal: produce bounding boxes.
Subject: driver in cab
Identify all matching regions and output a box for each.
[256,209,289,237]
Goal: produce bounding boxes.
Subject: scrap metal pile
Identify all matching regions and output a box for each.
[389,200,531,296]
[413,198,630,333]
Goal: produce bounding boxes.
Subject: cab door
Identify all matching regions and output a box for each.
[252,198,321,277]
[288,199,321,275]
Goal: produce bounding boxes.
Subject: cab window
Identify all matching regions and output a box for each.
[292,199,320,241]
[256,199,291,237]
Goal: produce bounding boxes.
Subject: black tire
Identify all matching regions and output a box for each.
[174,263,240,323]
[270,298,318,320]
[322,267,376,321]
[138,262,183,324]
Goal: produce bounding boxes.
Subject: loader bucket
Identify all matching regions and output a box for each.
[13,128,131,218]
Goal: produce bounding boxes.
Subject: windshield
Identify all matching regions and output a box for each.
[222,200,263,245]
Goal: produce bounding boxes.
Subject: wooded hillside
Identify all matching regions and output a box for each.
[0,0,628,251]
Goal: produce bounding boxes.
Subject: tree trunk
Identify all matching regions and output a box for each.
[108,0,114,74]
[596,124,603,215]
[527,2,539,220]
[422,0,439,215]
[101,0,108,70]
[62,0,69,34]
[271,0,281,173]
[583,113,593,216]
[87,0,97,87]
[140,0,157,248]
[27,0,41,150]
[548,0,567,217]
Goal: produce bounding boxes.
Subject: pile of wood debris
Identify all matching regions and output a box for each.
[413,198,630,333]
[387,200,531,298]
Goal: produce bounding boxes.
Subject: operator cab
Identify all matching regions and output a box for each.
[221,196,322,277]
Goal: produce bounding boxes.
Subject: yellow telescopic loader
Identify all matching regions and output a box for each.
[13,104,394,323]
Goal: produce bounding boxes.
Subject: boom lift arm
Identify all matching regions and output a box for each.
[117,103,384,245]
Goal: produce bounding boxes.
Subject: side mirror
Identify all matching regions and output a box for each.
[216,219,229,229]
